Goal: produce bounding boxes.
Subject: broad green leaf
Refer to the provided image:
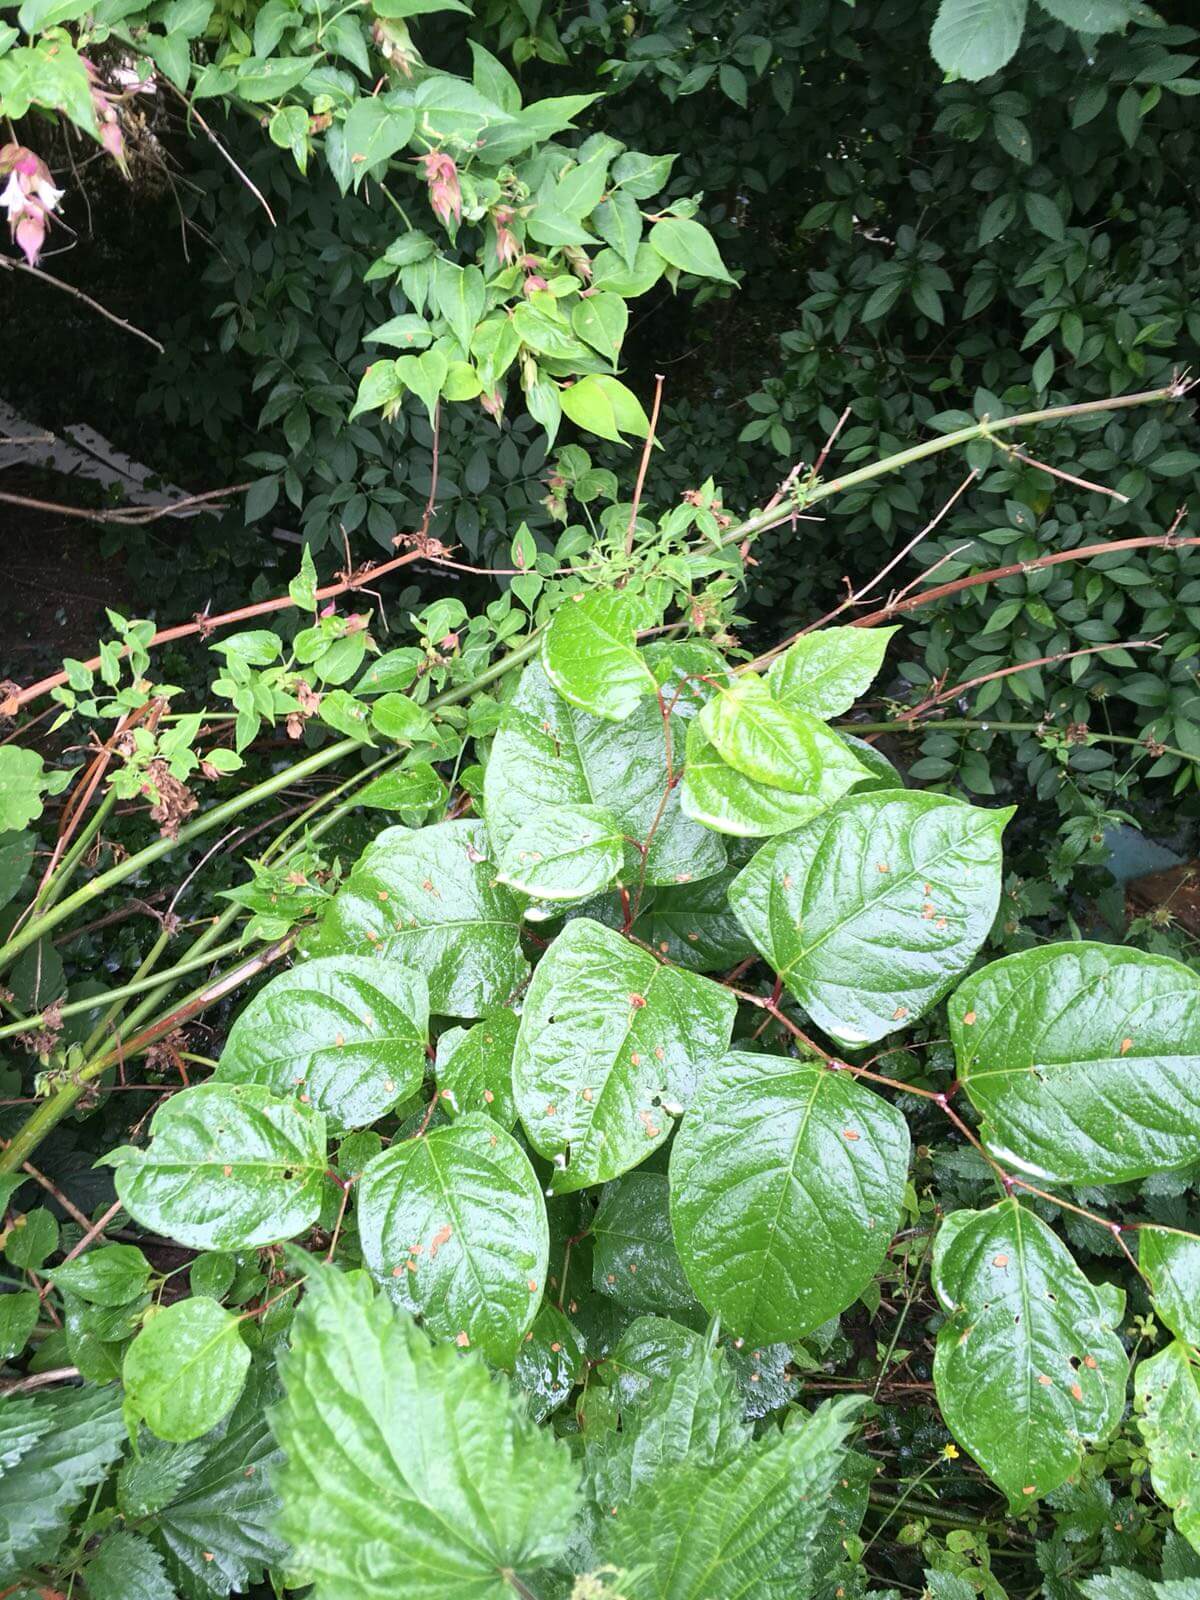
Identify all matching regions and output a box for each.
[932,1199,1127,1505]
[273,1261,580,1599]
[592,242,666,297]
[105,1083,328,1250]
[512,917,736,1191]
[435,1008,519,1127]
[612,149,676,198]
[434,259,485,354]
[85,1531,176,1600]
[124,1298,251,1444]
[680,721,863,838]
[311,819,528,1017]
[350,359,405,419]
[699,673,869,792]
[371,692,434,744]
[357,1115,548,1365]
[593,191,642,268]
[597,1395,863,1599]
[1036,0,1130,29]
[551,151,609,217]
[953,943,1200,1184]
[592,1171,699,1314]
[930,0,1027,81]
[129,1361,287,1594]
[364,313,433,351]
[632,860,754,973]
[233,55,314,102]
[648,217,734,283]
[0,1387,126,1577]
[483,654,726,888]
[1079,1578,1200,1600]
[572,291,629,362]
[1140,1227,1200,1345]
[50,1243,150,1306]
[729,791,1010,1043]
[0,1292,37,1361]
[0,830,33,913]
[356,763,446,823]
[1136,1340,1200,1553]
[496,802,623,901]
[0,748,66,832]
[670,1052,909,1339]
[214,956,428,1131]
[542,589,656,721]
[514,1304,586,1423]
[766,626,899,719]
[560,373,651,442]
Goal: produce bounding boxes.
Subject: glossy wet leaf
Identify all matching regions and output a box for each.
[106,1083,328,1250]
[214,955,428,1131]
[632,859,754,972]
[311,819,528,1017]
[49,1243,150,1306]
[541,588,656,721]
[513,917,736,1192]
[671,1052,909,1340]
[495,802,623,901]
[484,654,725,890]
[124,1298,251,1444]
[0,1386,126,1577]
[954,943,1200,1184]
[767,625,899,719]
[699,673,868,792]
[513,1303,586,1423]
[1136,1339,1200,1553]
[729,791,1010,1043]
[680,719,865,838]
[273,1261,580,1599]
[357,1114,548,1365]
[435,1008,519,1127]
[592,1171,699,1314]
[932,1199,1127,1505]
[355,763,447,823]
[1140,1227,1200,1346]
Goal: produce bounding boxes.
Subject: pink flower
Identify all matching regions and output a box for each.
[493,208,519,266]
[523,274,549,297]
[83,59,127,171]
[0,146,64,267]
[480,388,504,423]
[420,151,461,229]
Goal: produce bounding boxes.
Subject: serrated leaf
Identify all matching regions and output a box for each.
[311,820,528,1018]
[1136,1340,1200,1554]
[930,0,1027,81]
[214,956,428,1132]
[484,653,726,888]
[85,1531,176,1600]
[0,1397,53,1473]
[124,1298,251,1444]
[107,1083,327,1250]
[1140,1227,1200,1346]
[631,861,754,973]
[592,1171,698,1314]
[729,791,1010,1043]
[932,1198,1127,1505]
[699,673,870,792]
[435,1009,519,1127]
[766,626,899,719]
[1036,0,1130,29]
[357,1115,548,1365]
[671,1052,909,1339]
[953,943,1200,1184]
[680,721,864,838]
[542,589,656,722]
[597,1394,863,1599]
[496,803,623,901]
[273,1261,580,1599]
[512,917,736,1192]
[648,217,734,284]
[0,1386,126,1579]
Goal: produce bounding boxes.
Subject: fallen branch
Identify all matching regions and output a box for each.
[0,255,165,353]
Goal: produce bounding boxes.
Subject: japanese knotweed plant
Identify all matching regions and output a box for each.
[0,383,1198,1599]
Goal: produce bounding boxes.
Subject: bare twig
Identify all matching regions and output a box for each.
[0,1366,81,1395]
[161,78,277,226]
[0,254,165,352]
[626,372,665,556]
[0,482,249,526]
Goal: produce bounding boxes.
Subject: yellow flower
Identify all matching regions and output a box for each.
[942,1443,960,1460]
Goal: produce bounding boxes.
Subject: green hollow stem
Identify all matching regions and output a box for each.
[30,786,120,921]
[82,927,171,1058]
[720,382,1186,549]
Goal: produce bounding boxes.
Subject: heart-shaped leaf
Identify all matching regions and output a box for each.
[512,917,736,1191]
[729,791,1010,1043]
[104,1083,327,1250]
[541,589,656,720]
[495,802,623,901]
[932,1198,1127,1505]
[670,1052,910,1339]
[700,674,867,792]
[214,956,428,1131]
[766,626,899,719]
[357,1114,548,1365]
[680,720,865,837]
[123,1298,250,1443]
[953,943,1200,1184]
